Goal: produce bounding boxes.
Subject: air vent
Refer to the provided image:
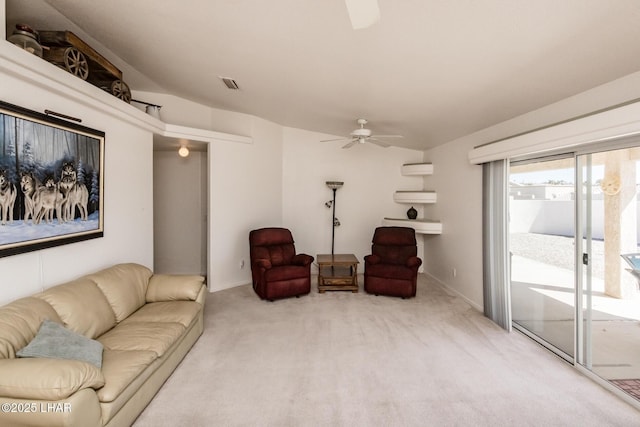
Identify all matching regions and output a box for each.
[220,77,240,90]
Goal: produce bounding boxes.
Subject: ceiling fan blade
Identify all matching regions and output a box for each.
[320,137,350,142]
[342,140,358,149]
[367,138,391,148]
[344,0,380,30]
[370,134,403,139]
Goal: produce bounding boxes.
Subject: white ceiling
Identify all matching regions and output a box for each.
[7,0,640,150]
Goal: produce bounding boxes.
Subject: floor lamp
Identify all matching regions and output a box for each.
[325,181,344,256]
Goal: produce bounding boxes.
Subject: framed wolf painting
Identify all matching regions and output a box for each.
[0,100,105,258]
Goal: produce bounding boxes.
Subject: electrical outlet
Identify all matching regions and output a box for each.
[240,260,245,269]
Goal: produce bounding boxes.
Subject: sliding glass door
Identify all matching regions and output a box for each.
[578,148,640,401]
[508,145,640,402]
[509,156,576,359]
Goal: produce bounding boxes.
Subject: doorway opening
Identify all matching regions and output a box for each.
[152,140,208,278]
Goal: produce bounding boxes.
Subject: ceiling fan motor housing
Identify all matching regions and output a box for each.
[351,128,372,137]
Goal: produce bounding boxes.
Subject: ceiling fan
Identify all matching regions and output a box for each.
[321,119,403,149]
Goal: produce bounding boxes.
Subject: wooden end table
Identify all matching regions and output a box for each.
[316,254,359,293]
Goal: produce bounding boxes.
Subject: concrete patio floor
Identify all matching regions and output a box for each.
[511,253,640,391]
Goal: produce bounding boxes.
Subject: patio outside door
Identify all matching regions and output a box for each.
[577,148,640,401]
[509,156,576,360]
[509,146,640,403]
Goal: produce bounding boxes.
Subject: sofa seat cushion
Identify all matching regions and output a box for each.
[121,301,201,328]
[35,278,116,339]
[98,322,185,357]
[365,263,416,281]
[0,297,62,359]
[16,320,104,368]
[0,358,105,400]
[97,350,157,403]
[146,275,205,302]
[87,263,153,323]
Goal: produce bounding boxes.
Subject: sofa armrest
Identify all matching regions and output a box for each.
[364,254,381,265]
[406,256,422,269]
[0,358,104,401]
[292,254,314,266]
[146,274,205,302]
[0,388,101,427]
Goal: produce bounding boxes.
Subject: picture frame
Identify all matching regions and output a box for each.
[0,100,105,258]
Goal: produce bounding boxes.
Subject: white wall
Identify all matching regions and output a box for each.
[133,91,284,292]
[424,70,640,311]
[510,199,640,241]
[422,139,484,309]
[153,150,207,275]
[282,127,425,267]
[0,61,154,305]
[139,92,426,292]
[208,117,284,291]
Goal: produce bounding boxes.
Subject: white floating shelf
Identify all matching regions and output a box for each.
[401,163,433,176]
[383,218,443,234]
[393,191,437,204]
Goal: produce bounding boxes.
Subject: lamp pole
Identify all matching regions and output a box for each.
[331,187,337,256]
[325,181,344,257]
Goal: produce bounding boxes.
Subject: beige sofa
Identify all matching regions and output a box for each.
[0,263,206,427]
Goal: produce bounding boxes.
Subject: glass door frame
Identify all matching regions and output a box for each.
[509,135,640,410]
[575,153,591,369]
[509,153,577,363]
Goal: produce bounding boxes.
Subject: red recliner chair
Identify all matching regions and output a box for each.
[364,226,422,298]
[249,227,314,301]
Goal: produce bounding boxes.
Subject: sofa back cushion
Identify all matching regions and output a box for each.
[36,278,116,339]
[0,297,62,359]
[86,263,152,322]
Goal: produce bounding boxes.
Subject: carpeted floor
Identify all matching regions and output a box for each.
[133,275,640,427]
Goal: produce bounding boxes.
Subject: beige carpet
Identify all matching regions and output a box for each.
[133,275,640,427]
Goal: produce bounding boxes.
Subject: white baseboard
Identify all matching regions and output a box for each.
[423,272,484,313]
[208,280,250,292]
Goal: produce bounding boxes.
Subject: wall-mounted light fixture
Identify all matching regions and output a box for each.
[178,143,189,157]
[325,181,344,255]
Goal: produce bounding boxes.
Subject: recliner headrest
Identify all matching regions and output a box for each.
[372,226,416,245]
[249,227,295,246]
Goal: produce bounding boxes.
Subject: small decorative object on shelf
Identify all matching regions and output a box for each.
[407,206,417,220]
[132,99,162,119]
[7,24,43,57]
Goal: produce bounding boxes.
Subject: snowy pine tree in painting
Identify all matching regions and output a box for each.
[90,170,100,213]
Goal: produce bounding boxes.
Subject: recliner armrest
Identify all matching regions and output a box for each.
[253,259,272,270]
[364,254,381,264]
[292,254,314,266]
[406,256,422,268]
